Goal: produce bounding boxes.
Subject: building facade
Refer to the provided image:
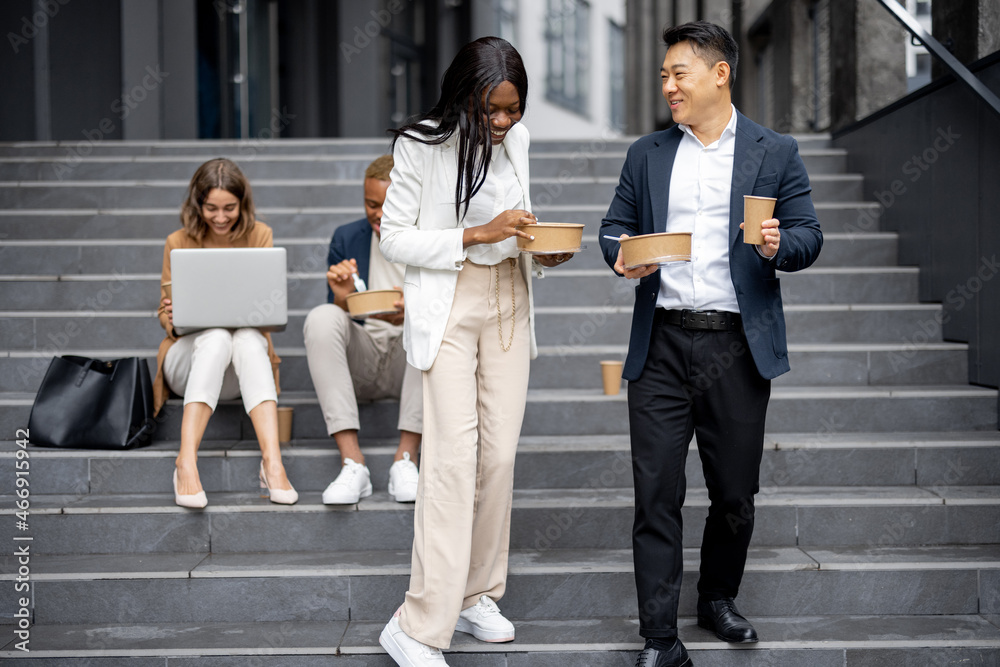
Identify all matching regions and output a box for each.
[3,0,997,142]
[0,0,627,143]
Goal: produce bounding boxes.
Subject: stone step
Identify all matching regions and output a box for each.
[0,139,394,158]
[522,386,998,435]
[531,268,919,306]
[6,431,997,495]
[0,201,883,239]
[0,137,624,158]
[283,339,966,390]
[810,232,898,267]
[0,149,847,181]
[1,379,994,440]
[0,303,953,354]
[0,267,922,315]
[534,304,949,347]
[530,342,969,389]
[0,337,969,394]
[5,614,997,665]
[0,174,864,209]
[5,546,998,625]
[0,232,902,278]
[2,485,998,555]
[0,134,829,158]
[0,207,363,240]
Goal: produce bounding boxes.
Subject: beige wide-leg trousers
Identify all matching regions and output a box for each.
[398,258,530,649]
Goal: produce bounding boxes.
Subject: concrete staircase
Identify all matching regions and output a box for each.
[0,136,998,665]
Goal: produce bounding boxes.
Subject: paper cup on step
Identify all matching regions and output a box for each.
[600,360,624,396]
[277,406,293,443]
[743,196,776,245]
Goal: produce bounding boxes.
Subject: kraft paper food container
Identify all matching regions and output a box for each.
[277,406,293,443]
[620,232,692,269]
[743,195,776,245]
[346,289,402,318]
[515,222,585,253]
[600,360,624,395]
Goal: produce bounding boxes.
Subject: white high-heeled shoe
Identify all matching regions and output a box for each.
[259,462,298,505]
[173,469,208,509]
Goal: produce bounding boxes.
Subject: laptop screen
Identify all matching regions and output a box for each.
[170,248,288,335]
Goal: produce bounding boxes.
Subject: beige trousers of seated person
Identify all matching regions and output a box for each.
[398,259,530,649]
[302,303,423,435]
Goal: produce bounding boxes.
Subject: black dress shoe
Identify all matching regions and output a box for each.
[696,598,758,643]
[635,639,692,666]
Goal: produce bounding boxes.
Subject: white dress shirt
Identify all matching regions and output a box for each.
[657,105,740,313]
[363,232,406,341]
[464,144,525,265]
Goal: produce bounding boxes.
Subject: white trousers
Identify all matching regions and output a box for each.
[163,327,277,414]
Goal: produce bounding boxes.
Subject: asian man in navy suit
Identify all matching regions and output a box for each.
[599,21,822,667]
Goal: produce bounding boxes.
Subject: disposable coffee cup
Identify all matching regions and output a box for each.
[600,360,624,396]
[161,281,172,301]
[277,406,293,443]
[743,196,776,245]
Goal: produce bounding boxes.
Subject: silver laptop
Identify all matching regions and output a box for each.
[170,248,288,335]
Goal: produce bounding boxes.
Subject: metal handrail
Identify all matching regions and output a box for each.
[874,0,1000,119]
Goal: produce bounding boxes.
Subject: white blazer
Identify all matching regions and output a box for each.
[379,122,541,371]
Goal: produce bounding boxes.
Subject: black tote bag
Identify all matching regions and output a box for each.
[28,356,155,449]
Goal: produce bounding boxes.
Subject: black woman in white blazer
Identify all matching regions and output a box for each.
[380,119,538,370]
[376,37,572,665]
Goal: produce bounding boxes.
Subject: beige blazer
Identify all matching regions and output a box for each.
[379,122,541,371]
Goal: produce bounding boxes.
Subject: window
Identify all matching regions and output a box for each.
[608,19,625,131]
[545,0,590,114]
[495,0,518,45]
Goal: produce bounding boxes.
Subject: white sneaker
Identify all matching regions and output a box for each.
[380,610,448,666]
[455,595,515,643]
[321,458,372,504]
[388,452,419,503]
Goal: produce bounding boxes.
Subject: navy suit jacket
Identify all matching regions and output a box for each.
[326,218,373,304]
[599,111,823,381]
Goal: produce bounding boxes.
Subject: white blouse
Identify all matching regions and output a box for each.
[463,144,525,266]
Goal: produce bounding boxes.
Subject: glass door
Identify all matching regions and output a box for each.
[197,0,279,139]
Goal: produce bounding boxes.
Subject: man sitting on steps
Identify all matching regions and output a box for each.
[303,155,423,504]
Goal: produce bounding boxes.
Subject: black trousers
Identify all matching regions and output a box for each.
[628,311,770,639]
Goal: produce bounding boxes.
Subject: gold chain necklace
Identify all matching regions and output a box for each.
[495,257,516,351]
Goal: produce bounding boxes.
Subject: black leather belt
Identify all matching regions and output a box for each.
[656,308,743,332]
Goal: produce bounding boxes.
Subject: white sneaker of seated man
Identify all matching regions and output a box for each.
[455,595,515,642]
[380,608,448,666]
[387,452,419,503]
[321,458,372,504]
